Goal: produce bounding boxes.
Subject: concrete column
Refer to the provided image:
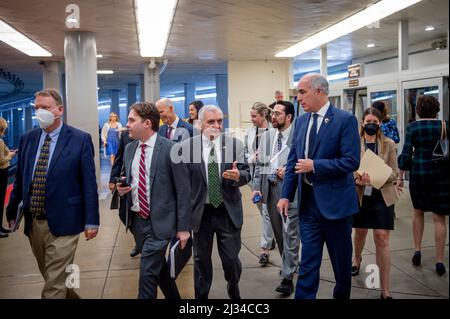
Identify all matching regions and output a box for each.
[25,106,33,132]
[320,45,328,78]
[144,63,160,103]
[215,74,229,129]
[110,89,120,116]
[398,19,409,71]
[42,61,63,93]
[12,109,19,147]
[228,60,290,129]
[64,31,99,179]
[184,83,196,119]
[139,74,145,101]
[127,83,137,109]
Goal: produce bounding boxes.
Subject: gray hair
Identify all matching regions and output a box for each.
[198,104,224,122]
[275,90,283,96]
[305,73,329,96]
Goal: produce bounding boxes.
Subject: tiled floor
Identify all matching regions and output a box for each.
[0,158,448,299]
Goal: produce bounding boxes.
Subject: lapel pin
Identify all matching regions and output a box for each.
[324,118,330,124]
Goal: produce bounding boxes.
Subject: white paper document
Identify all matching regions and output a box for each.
[357,149,392,190]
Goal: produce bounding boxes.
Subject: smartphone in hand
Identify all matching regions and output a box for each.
[115,177,129,187]
[252,193,261,204]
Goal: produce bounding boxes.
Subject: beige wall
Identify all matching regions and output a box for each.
[228,60,291,130]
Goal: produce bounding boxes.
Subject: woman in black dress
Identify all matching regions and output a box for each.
[398,95,448,276]
[352,108,399,299]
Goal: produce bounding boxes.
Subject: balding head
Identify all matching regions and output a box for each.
[156,97,177,125]
[297,73,329,113]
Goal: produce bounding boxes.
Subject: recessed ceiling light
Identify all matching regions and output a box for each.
[0,19,52,57]
[367,43,375,48]
[275,0,422,57]
[134,0,178,57]
[425,26,435,31]
[96,54,103,58]
[97,70,114,75]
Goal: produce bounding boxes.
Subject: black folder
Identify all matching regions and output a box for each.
[168,237,193,279]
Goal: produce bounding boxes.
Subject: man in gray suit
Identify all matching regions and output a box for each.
[252,101,300,296]
[117,102,191,299]
[177,105,251,299]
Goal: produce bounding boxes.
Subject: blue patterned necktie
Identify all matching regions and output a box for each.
[306,113,318,184]
[30,134,51,215]
[268,132,283,183]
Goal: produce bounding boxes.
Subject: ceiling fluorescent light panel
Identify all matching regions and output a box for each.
[275,0,422,58]
[135,0,178,57]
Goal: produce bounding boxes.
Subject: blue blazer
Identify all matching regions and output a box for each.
[281,105,360,220]
[6,123,100,236]
[158,119,193,142]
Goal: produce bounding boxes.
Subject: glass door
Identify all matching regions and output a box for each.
[329,96,341,109]
[399,77,446,153]
[343,88,368,124]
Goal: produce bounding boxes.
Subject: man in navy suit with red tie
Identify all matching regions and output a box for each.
[278,73,360,299]
[156,98,193,142]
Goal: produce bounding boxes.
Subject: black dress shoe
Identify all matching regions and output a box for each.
[412,251,421,266]
[259,252,269,266]
[0,227,10,234]
[0,232,8,238]
[130,247,140,257]
[380,293,393,299]
[275,279,294,296]
[351,258,362,276]
[436,263,446,276]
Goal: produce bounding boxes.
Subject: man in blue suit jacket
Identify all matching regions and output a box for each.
[278,74,360,299]
[6,89,99,299]
[156,98,193,142]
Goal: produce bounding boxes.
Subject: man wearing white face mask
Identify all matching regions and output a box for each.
[6,89,100,299]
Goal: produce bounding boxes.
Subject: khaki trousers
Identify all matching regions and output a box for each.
[29,219,80,299]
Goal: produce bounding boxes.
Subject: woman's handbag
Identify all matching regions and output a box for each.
[432,120,449,162]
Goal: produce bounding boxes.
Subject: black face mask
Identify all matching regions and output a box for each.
[364,123,379,136]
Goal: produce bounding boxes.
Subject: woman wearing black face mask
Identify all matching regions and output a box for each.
[352,107,399,299]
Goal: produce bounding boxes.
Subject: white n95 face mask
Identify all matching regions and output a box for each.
[35,108,57,129]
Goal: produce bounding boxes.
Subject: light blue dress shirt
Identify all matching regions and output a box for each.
[32,121,98,230]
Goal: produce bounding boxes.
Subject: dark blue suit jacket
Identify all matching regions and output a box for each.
[6,123,100,236]
[281,105,360,220]
[158,119,193,142]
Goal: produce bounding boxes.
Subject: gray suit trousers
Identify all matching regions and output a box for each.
[266,182,300,280]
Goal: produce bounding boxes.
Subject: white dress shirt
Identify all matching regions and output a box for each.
[130,134,157,212]
[202,135,222,204]
[304,101,330,159]
[167,116,180,140]
[271,124,292,158]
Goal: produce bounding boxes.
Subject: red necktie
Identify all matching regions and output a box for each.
[166,126,173,139]
[138,144,150,219]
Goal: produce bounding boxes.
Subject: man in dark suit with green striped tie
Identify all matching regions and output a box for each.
[178,105,251,299]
